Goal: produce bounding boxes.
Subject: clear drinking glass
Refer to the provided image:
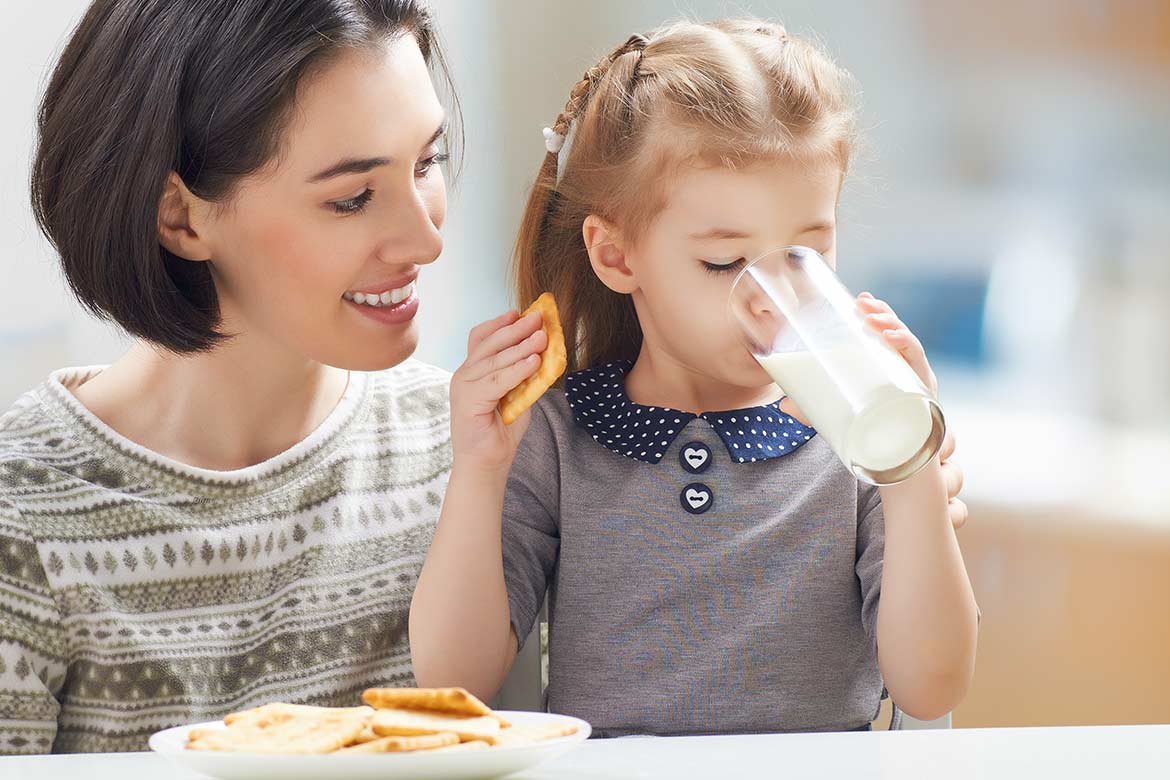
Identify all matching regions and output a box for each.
[728,246,945,485]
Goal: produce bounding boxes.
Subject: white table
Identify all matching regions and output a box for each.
[4,725,1168,779]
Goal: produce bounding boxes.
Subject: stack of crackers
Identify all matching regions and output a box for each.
[185,687,577,755]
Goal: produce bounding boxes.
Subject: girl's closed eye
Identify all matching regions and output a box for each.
[701,257,747,275]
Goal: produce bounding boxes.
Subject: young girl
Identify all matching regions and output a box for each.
[411,19,978,736]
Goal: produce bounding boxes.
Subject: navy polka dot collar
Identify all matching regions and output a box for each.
[565,360,817,465]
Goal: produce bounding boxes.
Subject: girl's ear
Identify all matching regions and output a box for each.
[583,214,637,295]
[157,172,215,262]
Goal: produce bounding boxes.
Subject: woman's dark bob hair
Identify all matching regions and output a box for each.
[30,0,460,353]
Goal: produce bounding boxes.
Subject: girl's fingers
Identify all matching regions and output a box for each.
[948,498,970,530]
[857,293,893,314]
[468,310,519,353]
[941,456,965,502]
[467,311,543,366]
[464,327,548,384]
[883,328,937,393]
[939,427,957,463]
[475,354,543,411]
[865,311,906,331]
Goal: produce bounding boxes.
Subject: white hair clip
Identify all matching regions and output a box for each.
[542,127,565,154]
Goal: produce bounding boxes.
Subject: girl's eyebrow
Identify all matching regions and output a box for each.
[689,227,753,240]
[800,222,835,233]
[688,222,833,241]
[307,121,447,183]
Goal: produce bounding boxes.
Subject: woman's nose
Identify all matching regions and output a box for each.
[376,187,444,267]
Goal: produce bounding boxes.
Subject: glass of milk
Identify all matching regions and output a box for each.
[728,246,945,485]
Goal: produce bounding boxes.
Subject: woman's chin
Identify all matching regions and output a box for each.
[319,324,420,372]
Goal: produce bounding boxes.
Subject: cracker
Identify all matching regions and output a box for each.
[360,687,511,726]
[352,722,381,744]
[488,721,579,748]
[370,709,501,742]
[223,703,371,728]
[334,731,459,754]
[188,709,369,754]
[498,292,567,425]
[361,687,492,718]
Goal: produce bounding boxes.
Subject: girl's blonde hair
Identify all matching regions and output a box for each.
[513,19,859,374]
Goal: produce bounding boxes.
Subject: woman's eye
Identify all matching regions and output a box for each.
[701,257,747,275]
[415,152,450,178]
[329,189,374,216]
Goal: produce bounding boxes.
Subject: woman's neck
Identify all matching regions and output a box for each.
[623,343,780,415]
[72,334,350,471]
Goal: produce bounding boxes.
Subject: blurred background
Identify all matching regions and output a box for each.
[2,0,1168,728]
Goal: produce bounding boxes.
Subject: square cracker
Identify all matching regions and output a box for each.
[223,703,371,728]
[188,709,369,754]
[334,731,459,754]
[362,687,512,727]
[371,709,501,742]
[499,292,567,425]
[361,687,490,718]
[488,721,579,747]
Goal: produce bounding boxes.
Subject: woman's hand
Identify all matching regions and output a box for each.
[859,293,966,530]
[449,309,548,475]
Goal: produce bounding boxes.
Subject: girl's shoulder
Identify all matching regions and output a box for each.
[507,389,576,469]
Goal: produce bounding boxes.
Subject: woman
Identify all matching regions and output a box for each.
[0,0,969,755]
[0,0,475,754]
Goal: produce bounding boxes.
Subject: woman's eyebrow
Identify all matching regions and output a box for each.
[308,156,392,182]
[307,120,447,183]
[421,120,447,153]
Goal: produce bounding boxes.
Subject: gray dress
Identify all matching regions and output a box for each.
[502,361,886,737]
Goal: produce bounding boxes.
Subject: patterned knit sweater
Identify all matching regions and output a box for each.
[0,360,451,754]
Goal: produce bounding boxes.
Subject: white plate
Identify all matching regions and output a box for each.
[149,710,591,780]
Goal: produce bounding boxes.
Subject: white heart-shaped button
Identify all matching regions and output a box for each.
[684,447,708,469]
[685,488,710,508]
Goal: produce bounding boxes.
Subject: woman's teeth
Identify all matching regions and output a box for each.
[343,281,415,307]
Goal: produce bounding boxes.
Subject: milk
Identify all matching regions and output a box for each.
[757,346,938,480]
